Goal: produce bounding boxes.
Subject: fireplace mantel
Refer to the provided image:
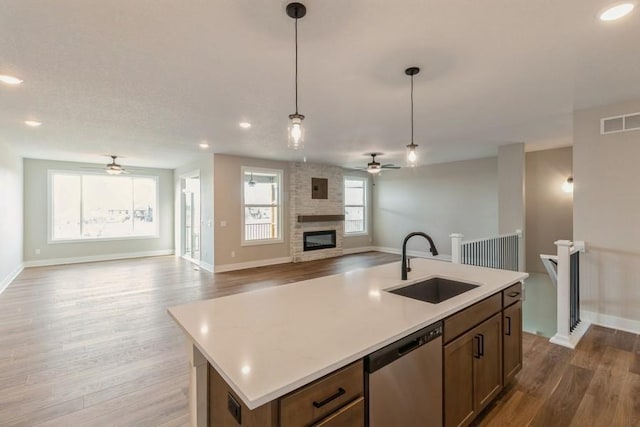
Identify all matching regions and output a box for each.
[297,215,345,223]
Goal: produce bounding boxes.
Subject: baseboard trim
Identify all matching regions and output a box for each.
[342,246,375,255]
[198,261,214,273]
[374,246,452,261]
[214,257,293,273]
[582,310,640,335]
[23,250,175,268]
[0,263,24,295]
[549,321,591,349]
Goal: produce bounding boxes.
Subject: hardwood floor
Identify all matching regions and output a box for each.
[0,252,399,426]
[1,253,638,426]
[473,325,640,427]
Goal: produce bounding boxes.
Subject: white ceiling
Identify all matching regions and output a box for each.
[0,0,638,169]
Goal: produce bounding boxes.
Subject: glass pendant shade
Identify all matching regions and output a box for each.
[406,143,418,167]
[562,177,574,193]
[288,114,305,149]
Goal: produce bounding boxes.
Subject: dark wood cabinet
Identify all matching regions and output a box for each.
[444,313,502,427]
[208,361,363,427]
[503,300,523,385]
[443,329,475,427]
[473,313,503,411]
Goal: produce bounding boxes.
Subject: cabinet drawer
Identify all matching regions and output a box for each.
[444,294,501,344]
[502,283,522,307]
[280,361,363,427]
[312,397,364,427]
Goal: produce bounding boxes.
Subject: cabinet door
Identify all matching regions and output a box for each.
[473,313,503,412]
[503,301,523,385]
[444,330,475,427]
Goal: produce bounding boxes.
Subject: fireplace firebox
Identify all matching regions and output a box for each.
[303,230,337,251]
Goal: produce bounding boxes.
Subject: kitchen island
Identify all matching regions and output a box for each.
[168,258,528,426]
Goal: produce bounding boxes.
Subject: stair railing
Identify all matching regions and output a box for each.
[549,240,590,349]
[450,230,523,272]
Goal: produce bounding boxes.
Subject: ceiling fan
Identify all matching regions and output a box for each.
[81,155,134,175]
[104,155,129,175]
[355,153,401,174]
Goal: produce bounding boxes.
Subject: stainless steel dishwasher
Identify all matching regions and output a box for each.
[365,321,443,427]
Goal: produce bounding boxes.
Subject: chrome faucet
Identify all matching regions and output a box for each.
[401,232,438,280]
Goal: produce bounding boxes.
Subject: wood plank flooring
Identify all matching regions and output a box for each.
[1,253,638,426]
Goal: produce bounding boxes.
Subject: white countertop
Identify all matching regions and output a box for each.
[168,259,528,410]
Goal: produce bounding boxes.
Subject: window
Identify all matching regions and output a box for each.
[344,177,367,234]
[242,167,283,244]
[50,171,158,241]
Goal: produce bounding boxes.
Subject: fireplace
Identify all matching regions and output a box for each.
[303,230,337,251]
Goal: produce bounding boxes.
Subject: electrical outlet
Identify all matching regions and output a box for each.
[227,393,241,424]
[220,220,227,227]
[231,251,235,258]
[35,249,40,255]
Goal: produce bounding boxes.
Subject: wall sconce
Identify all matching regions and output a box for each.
[562,177,574,193]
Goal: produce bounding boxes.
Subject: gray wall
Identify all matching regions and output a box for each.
[373,157,499,255]
[174,155,214,269]
[498,143,525,235]
[23,159,174,264]
[0,141,23,291]
[574,99,640,329]
[525,147,573,273]
[214,154,290,267]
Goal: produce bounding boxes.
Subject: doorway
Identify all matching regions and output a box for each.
[182,172,201,263]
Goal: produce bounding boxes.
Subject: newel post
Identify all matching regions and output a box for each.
[450,233,463,264]
[551,240,572,347]
[516,229,524,272]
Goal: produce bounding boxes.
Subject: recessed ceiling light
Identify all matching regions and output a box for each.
[199,142,209,148]
[600,3,635,21]
[239,122,252,129]
[0,75,23,85]
[24,120,42,127]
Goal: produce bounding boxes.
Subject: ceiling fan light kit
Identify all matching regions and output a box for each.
[361,153,400,174]
[405,66,420,167]
[286,2,306,150]
[105,155,127,175]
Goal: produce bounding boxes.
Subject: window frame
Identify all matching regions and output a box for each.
[343,176,368,236]
[240,166,284,246]
[47,169,160,243]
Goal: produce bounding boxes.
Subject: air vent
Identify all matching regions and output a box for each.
[601,112,640,135]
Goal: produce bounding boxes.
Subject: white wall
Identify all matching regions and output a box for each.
[0,141,23,293]
[174,155,214,271]
[373,157,499,255]
[23,159,174,265]
[574,99,640,332]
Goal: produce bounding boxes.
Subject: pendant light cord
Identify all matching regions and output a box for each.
[294,17,299,114]
[410,74,414,144]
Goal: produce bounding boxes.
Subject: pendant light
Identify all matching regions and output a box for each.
[405,67,420,167]
[286,2,306,150]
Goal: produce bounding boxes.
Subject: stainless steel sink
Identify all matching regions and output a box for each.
[389,277,479,304]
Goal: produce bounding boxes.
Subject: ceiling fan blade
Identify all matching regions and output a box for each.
[381,165,401,169]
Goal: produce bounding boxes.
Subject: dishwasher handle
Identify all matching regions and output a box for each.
[397,338,422,356]
[366,321,443,374]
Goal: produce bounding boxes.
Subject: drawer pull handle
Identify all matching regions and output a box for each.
[312,387,346,408]
[505,316,512,336]
[473,335,482,359]
[507,291,520,298]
